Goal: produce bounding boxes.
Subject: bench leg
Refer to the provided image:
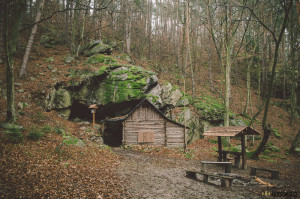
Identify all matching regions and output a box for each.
[225,164,232,173]
[250,168,256,176]
[186,171,196,179]
[203,174,208,183]
[234,156,241,168]
[221,179,233,189]
[271,171,279,179]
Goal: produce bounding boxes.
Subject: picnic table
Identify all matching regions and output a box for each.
[201,161,232,173]
[220,151,242,168]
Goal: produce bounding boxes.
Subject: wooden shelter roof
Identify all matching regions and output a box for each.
[100,99,188,128]
[203,126,261,137]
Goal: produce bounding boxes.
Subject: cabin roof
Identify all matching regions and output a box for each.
[203,126,261,137]
[100,99,188,128]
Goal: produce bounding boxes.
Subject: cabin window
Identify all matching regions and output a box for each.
[138,132,154,143]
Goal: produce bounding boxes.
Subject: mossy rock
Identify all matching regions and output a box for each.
[54,89,72,109]
[86,54,118,65]
[83,41,112,56]
[94,65,156,105]
[194,95,224,121]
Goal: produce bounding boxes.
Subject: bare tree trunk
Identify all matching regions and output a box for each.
[176,0,181,68]
[147,0,152,59]
[19,0,45,78]
[251,0,293,159]
[289,130,300,154]
[0,1,4,62]
[3,0,26,123]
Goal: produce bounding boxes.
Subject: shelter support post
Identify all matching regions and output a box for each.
[241,135,246,170]
[218,136,222,162]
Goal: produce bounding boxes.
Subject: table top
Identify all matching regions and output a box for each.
[220,150,242,155]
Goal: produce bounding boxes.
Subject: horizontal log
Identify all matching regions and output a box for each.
[126,120,165,123]
[125,130,165,133]
[125,125,164,129]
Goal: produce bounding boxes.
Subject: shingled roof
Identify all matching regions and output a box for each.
[203,126,261,137]
[100,99,188,128]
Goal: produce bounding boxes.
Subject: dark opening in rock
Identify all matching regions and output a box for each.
[69,102,91,121]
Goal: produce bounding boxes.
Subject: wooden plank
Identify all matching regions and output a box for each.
[241,134,246,170]
[218,136,222,162]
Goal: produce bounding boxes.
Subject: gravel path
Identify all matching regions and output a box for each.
[114,149,263,199]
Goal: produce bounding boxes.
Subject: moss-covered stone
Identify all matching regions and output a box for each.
[94,65,156,105]
[83,42,112,56]
[194,95,224,121]
[86,54,117,65]
[54,88,72,109]
[58,109,71,119]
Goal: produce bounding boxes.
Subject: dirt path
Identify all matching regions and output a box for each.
[114,148,263,199]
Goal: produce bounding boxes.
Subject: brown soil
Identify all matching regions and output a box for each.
[115,148,299,199]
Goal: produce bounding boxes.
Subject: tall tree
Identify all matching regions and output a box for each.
[246,0,294,159]
[19,0,45,77]
[3,0,26,123]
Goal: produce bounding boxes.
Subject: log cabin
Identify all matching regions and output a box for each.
[100,99,187,148]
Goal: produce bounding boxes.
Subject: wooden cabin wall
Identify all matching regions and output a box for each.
[166,121,185,148]
[123,103,166,146]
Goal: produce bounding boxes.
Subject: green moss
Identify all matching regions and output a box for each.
[193,95,224,121]
[146,94,159,103]
[86,54,117,65]
[99,65,154,104]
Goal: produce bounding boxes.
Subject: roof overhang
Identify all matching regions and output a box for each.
[203,126,261,137]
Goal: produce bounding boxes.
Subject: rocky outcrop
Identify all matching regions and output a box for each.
[80,40,112,56]
[45,57,186,120]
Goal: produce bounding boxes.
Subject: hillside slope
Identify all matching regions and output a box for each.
[0,44,299,198]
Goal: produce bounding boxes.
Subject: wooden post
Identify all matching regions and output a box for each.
[164,121,167,147]
[241,135,246,170]
[92,113,95,128]
[218,136,222,162]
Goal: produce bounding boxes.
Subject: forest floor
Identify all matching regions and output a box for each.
[114,147,299,199]
[0,45,299,198]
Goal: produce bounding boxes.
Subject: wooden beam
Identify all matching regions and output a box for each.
[218,136,222,162]
[241,135,246,170]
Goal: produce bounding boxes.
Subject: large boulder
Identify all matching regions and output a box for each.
[161,82,183,107]
[44,60,191,127]
[81,40,112,56]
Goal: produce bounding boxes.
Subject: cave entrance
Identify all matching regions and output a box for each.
[69,102,92,121]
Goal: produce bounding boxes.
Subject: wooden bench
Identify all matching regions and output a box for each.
[201,161,232,173]
[186,170,234,189]
[250,166,279,179]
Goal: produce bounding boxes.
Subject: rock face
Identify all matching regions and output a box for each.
[45,57,186,120]
[80,40,113,56]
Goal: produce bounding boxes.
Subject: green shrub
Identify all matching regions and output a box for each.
[54,127,65,135]
[263,149,271,155]
[3,130,24,144]
[27,128,44,141]
[212,147,218,152]
[230,145,241,152]
[63,137,79,145]
[260,155,270,159]
[272,128,282,139]
[208,139,218,144]
[41,125,52,133]
[184,149,195,159]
